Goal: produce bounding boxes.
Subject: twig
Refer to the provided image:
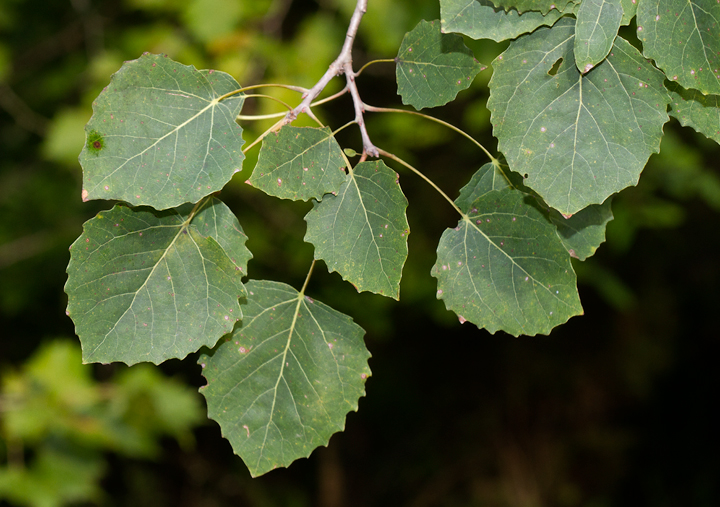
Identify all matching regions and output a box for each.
[284,0,378,157]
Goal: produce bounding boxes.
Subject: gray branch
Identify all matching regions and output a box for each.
[284,0,378,157]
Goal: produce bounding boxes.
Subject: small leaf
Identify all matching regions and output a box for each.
[574,0,623,73]
[199,280,371,477]
[637,0,720,95]
[487,18,670,215]
[65,199,248,365]
[549,198,614,260]
[619,0,637,25]
[80,53,245,210]
[396,19,484,109]
[432,163,583,336]
[249,126,348,201]
[441,0,564,42]
[666,81,720,144]
[304,160,409,299]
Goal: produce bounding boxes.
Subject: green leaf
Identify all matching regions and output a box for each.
[304,160,410,300]
[574,0,623,73]
[440,0,564,42]
[489,0,575,15]
[620,0,637,25]
[65,198,248,365]
[666,81,720,144]
[80,53,246,210]
[637,0,720,95]
[198,280,371,477]
[487,18,670,215]
[249,126,347,201]
[549,198,614,260]
[432,163,583,336]
[396,19,485,109]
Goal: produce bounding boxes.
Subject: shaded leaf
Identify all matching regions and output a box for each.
[637,0,720,95]
[549,198,614,260]
[65,199,248,365]
[487,18,670,215]
[396,19,485,109]
[666,81,720,144]
[199,280,371,477]
[440,0,564,42]
[489,0,575,15]
[432,163,583,336]
[304,160,409,299]
[249,126,347,201]
[80,53,246,210]
[574,0,623,73]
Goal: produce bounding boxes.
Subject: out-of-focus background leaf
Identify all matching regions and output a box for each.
[1,1,719,506]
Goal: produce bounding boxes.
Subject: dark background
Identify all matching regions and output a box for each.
[1,0,719,505]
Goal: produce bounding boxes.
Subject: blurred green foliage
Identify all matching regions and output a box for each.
[1,0,719,505]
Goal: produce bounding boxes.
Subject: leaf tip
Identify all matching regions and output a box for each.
[81,189,89,201]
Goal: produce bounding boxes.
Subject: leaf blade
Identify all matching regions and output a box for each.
[304,160,410,299]
[574,0,623,73]
[249,126,348,201]
[198,280,371,477]
[396,19,485,109]
[487,19,670,215]
[80,54,246,209]
[667,81,720,144]
[65,200,248,365]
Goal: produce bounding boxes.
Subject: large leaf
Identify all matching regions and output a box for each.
[637,0,720,95]
[304,160,409,299]
[666,81,720,144]
[199,280,371,477]
[440,0,564,42]
[487,18,670,215]
[80,53,246,210]
[574,0,623,73]
[396,19,485,109]
[432,163,583,336]
[65,198,248,365]
[249,126,347,201]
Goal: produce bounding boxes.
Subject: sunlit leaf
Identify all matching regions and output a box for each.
[440,0,564,42]
[432,163,583,336]
[304,160,409,299]
[574,0,623,73]
[80,53,246,210]
[667,81,720,144]
[637,0,720,95]
[249,126,347,201]
[199,280,371,477]
[396,19,485,109]
[487,18,670,215]
[65,199,248,365]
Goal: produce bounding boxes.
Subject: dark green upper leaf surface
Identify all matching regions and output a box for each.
[396,19,485,109]
[667,81,720,143]
[487,18,670,215]
[249,126,347,201]
[637,0,720,95]
[432,163,583,336]
[304,161,409,299]
[199,280,370,477]
[440,0,564,42]
[620,0,638,25]
[80,53,246,210]
[489,0,575,15]
[574,0,623,73]
[65,199,248,365]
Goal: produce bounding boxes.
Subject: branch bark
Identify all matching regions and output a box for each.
[284,0,379,157]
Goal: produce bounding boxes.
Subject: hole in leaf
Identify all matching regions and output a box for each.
[548,58,563,76]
